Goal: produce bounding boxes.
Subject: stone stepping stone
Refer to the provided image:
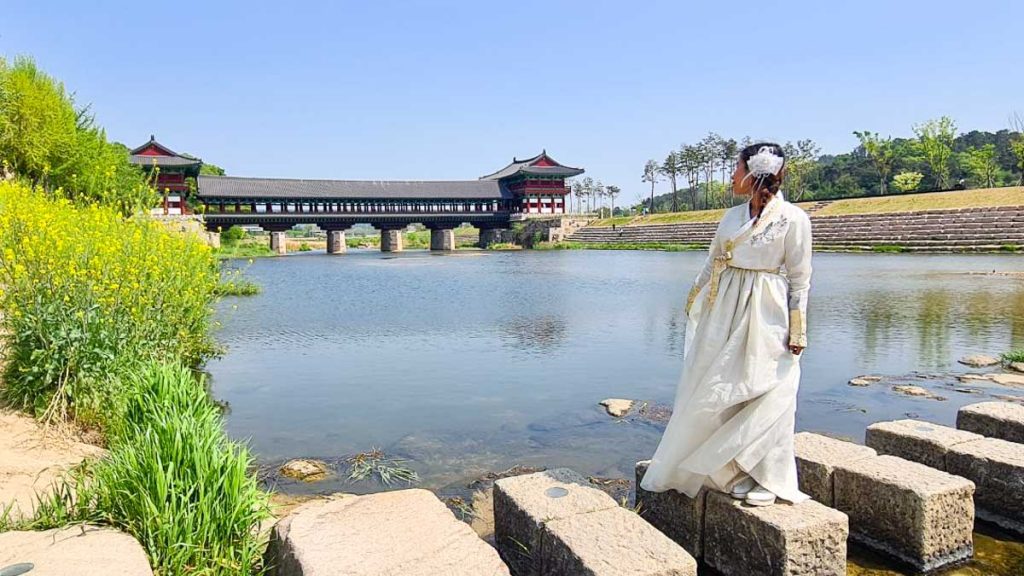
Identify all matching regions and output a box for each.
[540,506,697,575]
[635,460,707,557]
[834,455,975,573]
[0,526,152,576]
[266,489,510,576]
[794,432,877,506]
[865,419,983,470]
[494,467,696,576]
[493,468,618,575]
[957,401,1024,444]
[703,491,848,576]
[946,436,1024,536]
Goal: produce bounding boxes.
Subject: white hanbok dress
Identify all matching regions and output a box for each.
[640,192,812,503]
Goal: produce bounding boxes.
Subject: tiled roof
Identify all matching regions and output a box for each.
[197,175,509,200]
[480,151,584,180]
[129,155,201,167]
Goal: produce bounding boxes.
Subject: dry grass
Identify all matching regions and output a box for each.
[589,209,725,227]
[811,187,1024,217]
[587,187,1024,227]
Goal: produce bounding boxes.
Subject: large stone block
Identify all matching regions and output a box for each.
[703,491,848,576]
[493,468,618,576]
[834,455,975,572]
[946,436,1024,536]
[865,419,982,470]
[0,526,153,576]
[429,228,455,251]
[540,506,697,576]
[634,460,706,558]
[266,489,509,576]
[794,432,876,506]
[957,401,1024,444]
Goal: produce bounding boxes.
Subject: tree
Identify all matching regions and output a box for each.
[659,151,682,212]
[0,56,154,214]
[782,140,820,201]
[642,159,660,214]
[1010,113,1024,185]
[605,185,620,217]
[853,131,896,195]
[892,171,924,193]
[960,144,999,188]
[593,180,606,216]
[719,138,738,197]
[913,117,957,190]
[581,176,595,213]
[679,144,701,209]
[570,179,584,213]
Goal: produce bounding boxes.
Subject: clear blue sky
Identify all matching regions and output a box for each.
[3,1,1022,201]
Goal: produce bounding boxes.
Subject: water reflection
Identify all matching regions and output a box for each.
[500,316,567,352]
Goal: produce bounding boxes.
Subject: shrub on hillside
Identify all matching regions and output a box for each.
[0,181,219,425]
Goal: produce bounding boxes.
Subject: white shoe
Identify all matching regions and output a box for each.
[729,477,757,500]
[745,485,777,507]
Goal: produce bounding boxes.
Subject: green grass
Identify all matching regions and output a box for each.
[215,279,261,296]
[999,244,1021,252]
[871,245,907,253]
[534,241,705,252]
[812,186,1024,217]
[484,242,522,250]
[215,239,274,259]
[22,363,270,575]
[345,449,419,486]
[1003,350,1024,364]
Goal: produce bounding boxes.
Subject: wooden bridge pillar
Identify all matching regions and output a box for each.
[429,228,456,251]
[380,228,404,252]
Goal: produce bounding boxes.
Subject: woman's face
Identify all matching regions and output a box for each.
[732,159,753,197]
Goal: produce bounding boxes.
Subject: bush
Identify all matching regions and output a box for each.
[27,362,269,575]
[0,181,219,425]
[221,225,246,242]
[1003,350,1024,364]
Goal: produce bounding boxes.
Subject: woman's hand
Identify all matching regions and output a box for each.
[789,344,805,355]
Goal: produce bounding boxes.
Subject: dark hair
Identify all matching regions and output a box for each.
[739,142,786,203]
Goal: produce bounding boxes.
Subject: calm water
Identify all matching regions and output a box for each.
[209,250,1024,494]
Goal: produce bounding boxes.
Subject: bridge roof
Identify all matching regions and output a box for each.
[197,175,509,200]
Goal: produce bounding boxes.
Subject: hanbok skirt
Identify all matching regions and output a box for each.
[639,267,808,503]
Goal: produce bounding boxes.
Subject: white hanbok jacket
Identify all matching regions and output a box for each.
[640,192,812,503]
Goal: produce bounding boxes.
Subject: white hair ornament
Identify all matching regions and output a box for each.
[746,146,784,177]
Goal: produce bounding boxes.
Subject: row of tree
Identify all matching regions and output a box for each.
[632,117,1024,214]
[568,177,621,216]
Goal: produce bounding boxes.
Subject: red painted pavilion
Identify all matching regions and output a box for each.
[128,136,202,215]
[480,150,583,215]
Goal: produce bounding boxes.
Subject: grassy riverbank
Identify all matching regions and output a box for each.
[535,241,705,251]
[586,186,1024,227]
[0,181,269,574]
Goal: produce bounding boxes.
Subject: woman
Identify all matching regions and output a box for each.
[639,143,812,507]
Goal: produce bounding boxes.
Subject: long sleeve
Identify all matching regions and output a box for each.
[686,221,724,314]
[783,211,812,347]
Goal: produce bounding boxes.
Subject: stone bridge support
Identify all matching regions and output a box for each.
[269,231,288,255]
[477,227,506,248]
[380,226,404,252]
[324,226,351,255]
[427,226,456,251]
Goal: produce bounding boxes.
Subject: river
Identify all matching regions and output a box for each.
[210,250,1024,491]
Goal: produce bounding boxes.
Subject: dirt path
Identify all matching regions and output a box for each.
[0,409,104,519]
